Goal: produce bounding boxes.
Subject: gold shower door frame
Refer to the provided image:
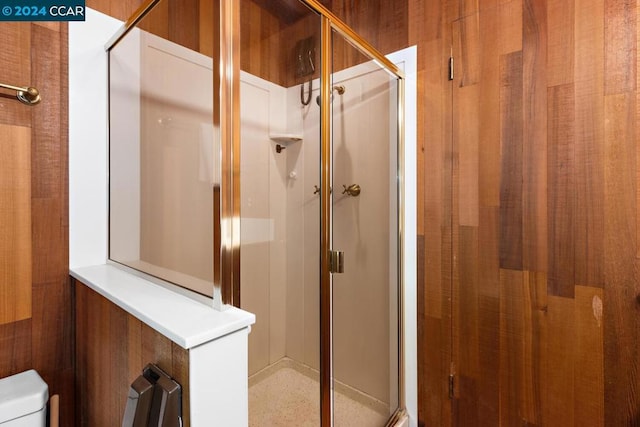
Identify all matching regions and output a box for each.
[230,0,405,427]
[311,4,406,425]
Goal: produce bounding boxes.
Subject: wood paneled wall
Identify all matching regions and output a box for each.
[408,1,455,425]
[0,21,73,424]
[74,280,190,426]
[412,0,640,425]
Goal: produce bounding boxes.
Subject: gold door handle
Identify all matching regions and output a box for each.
[329,250,344,273]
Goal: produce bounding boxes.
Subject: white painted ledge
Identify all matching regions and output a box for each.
[71,264,255,349]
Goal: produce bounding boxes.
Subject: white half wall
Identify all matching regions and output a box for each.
[69,8,120,268]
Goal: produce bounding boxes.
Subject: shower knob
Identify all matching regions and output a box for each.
[342,184,361,197]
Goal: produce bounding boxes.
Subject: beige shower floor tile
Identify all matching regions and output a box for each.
[249,360,390,427]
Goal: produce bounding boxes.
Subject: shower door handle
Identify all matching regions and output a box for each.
[329,250,344,274]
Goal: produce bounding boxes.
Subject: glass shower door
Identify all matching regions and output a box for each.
[329,29,401,426]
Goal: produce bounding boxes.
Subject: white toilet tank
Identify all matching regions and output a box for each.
[0,370,48,426]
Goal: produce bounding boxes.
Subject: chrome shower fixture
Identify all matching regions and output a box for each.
[0,82,41,105]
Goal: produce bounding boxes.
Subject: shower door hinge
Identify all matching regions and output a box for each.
[329,250,344,274]
[448,56,454,81]
[448,374,455,399]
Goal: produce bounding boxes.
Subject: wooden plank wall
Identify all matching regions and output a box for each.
[74,280,190,427]
[438,0,639,425]
[407,0,455,425]
[0,21,73,423]
[0,124,32,325]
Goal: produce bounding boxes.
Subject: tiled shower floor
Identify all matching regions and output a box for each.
[248,359,390,427]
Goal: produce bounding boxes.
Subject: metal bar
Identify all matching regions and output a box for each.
[214,0,241,309]
[0,82,41,105]
[319,15,333,427]
[396,76,406,412]
[0,82,27,92]
[104,0,161,51]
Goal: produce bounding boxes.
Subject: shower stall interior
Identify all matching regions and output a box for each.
[107,0,405,425]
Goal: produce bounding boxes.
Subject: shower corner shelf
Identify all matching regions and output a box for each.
[269,133,303,144]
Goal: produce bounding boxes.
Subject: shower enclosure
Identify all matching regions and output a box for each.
[107,0,405,425]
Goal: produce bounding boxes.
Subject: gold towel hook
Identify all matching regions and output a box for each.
[0,82,41,105]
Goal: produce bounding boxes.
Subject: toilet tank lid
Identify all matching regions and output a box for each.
[0,370,49,423]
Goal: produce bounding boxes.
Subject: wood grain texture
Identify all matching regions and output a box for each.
[546,0,574,87]
[456,12,481,88]
[328,0,408,65]
[478,6,501,208]
[441,0,640,424]
[541,295,574,425]
[0,124,32,325]
[547,84,575,298]
[240,0,287,85]
[603,92,639,427]
[168,0,199,52]
[412,0,455,425]
[499,269,541,426]
[454,84,480,226]
[0,24,31,127]
[198,0,214,57]
[499,51,524,271]
[454,226,479,425]
[75,281,191,427]
[422,37,447,320]
[86,0,143,22]
[574,0,605,286]
[0,319,32,375]
[522,0,548,273]
[499,0,523,55]
[31,24,62,199]
[31,280,74,422]
[137,0,169,41]
[604,0,636,95]
[250,0,315,24]
[478,207,499,298]
[574,285,604,426]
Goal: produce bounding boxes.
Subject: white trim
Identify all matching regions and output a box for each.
[388,45,418,427]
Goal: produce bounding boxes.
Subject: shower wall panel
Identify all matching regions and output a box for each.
[240,72,289,375]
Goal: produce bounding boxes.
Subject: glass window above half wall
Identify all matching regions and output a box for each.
[108,0,218,297]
